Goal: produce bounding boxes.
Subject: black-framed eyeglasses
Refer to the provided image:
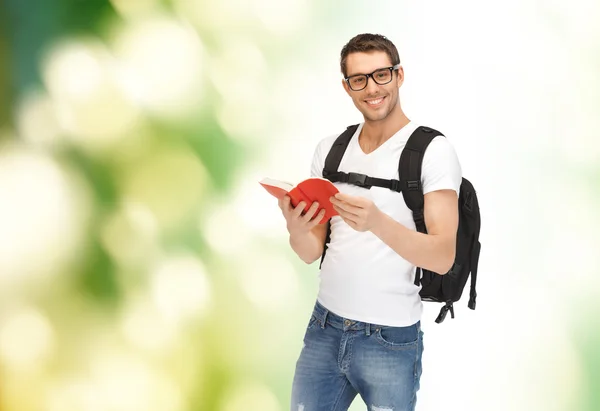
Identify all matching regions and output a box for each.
[344,64,401,91]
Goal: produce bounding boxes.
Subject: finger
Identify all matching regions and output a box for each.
[280,195,291,210]
[337,209,361,228]
[301,202,320,223]
[292,201,307,218]
[280,196,292,216]
[333,204,359,219]
[331,197,362,214]
[308,208,326,228]
[333,193,362,206]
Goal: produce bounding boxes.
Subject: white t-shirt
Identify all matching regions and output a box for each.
[311,121,462,326]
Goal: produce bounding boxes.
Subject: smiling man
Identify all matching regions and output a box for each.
[279,34,462,411]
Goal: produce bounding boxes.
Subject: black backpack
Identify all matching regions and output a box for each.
[320,124,481,323]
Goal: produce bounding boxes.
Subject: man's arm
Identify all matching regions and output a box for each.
[331,189,459,274]
[290,223,328,264]
[370,189,459,274]
[279,196,328,264]
[288,136,333,264]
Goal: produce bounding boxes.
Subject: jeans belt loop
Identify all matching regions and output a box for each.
[320,308,328,329]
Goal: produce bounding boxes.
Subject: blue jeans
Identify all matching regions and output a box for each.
[291,301,424,411]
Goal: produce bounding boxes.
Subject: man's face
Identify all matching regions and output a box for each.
[343,51,403,122]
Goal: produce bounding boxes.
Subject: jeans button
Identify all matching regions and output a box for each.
[344,319,351,326]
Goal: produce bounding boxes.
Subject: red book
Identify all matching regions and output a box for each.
[259,177,339,224]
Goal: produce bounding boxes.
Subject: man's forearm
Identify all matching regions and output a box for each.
[370,212,455,274]
[289,231,324,264]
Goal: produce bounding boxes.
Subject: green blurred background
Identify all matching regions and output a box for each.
[0,1,598,410]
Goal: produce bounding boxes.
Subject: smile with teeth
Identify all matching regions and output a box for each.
[365,97,385,106]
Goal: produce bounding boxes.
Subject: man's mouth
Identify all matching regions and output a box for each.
[365,96,385,107]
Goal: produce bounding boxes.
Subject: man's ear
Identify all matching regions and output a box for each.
[396,66,404,88]
[342,79,351,96]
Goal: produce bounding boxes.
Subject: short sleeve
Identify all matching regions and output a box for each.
[310,135,337,179]
[310,142,324,178]
[421,136,462,195]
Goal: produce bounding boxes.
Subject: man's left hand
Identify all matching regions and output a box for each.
[330,193,383,232]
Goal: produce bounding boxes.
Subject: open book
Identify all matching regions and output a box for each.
[259,177,339,224]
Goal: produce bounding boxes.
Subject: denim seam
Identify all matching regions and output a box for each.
[331,377,351,411]
[408,334,422,411]
[337,334,346,370]
[345,333,354,373]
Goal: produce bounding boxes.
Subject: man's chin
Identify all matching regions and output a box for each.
[363,112,389,122]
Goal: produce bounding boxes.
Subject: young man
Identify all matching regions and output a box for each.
[280,34,462,411]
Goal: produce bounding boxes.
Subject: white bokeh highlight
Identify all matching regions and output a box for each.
[42,39,141,153]
[0,147,90,287]
[0,307,55,371]
[100,200,160,271]
[150,255,212,324]
[120,294,179,353]
[113,17,204,120]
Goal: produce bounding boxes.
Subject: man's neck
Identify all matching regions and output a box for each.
[360,105,410,152]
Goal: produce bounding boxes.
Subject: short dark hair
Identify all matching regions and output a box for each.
[340,33,401,77]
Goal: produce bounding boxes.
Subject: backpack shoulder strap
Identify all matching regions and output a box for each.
[322,124,360,177]
[399,126,443,285]
[399,125,443,232]
[319,124,359,269]
[322,124,400,191]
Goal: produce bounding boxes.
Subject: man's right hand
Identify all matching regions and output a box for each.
[278,196,326,236]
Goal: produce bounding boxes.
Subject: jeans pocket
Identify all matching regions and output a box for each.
[375,324,419,350]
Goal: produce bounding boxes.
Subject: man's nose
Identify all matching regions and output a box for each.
[364,75,380,94]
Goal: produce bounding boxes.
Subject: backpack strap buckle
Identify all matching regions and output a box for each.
[347,172,370,188]
[412,210,427,234]
[407,180,420,190]
[435,301,455,324]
